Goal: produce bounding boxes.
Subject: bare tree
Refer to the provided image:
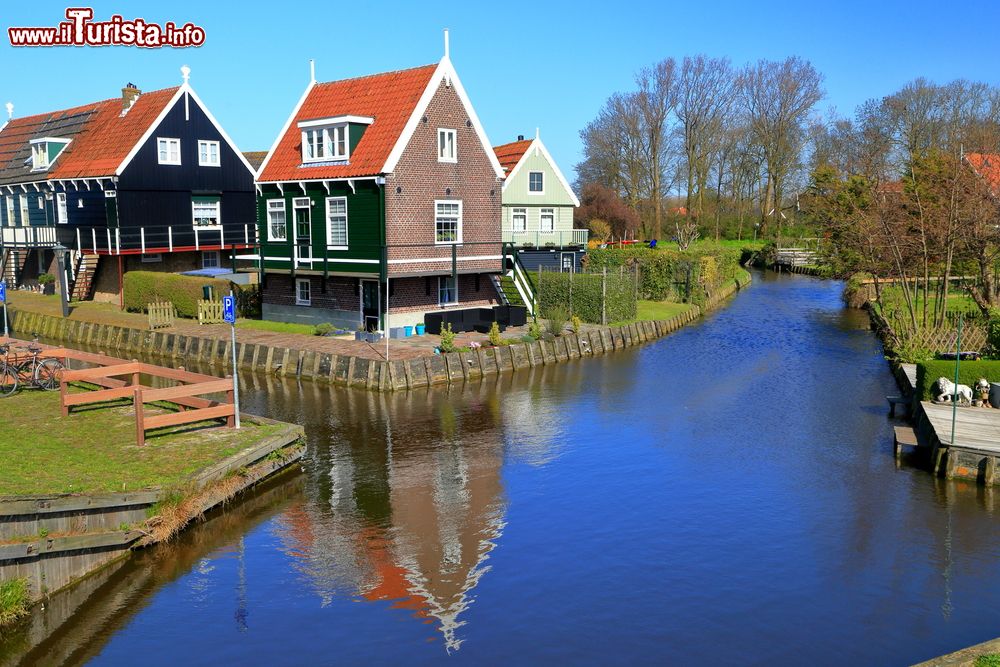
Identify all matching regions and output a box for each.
[677,55,737,236]
[739,57,824,237]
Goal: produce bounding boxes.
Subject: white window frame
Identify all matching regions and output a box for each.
[19,195,29,225]
[295,278,312,306]
[438,275,458,306]
[140,253,162,263]
[36,195,44,210]
[325,196,348,249]
[5,197,14,227]
[197,140,220,167]
[192,198,221,229]
[437,128,456,163]
[512,207,527,232]
[301,124,349,163]
[201,250,220,269]
[31,143,49,170]
[540,208,555,233]
[528,171,544,194]
[434,199,462,245]
[56,192,68,224]
[266,199,287,242]
[157,137,181,165]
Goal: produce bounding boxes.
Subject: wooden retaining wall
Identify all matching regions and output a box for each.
[0,422,304,601]
[8,273,751,393]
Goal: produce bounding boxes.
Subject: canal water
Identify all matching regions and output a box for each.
[5,271,1000,666]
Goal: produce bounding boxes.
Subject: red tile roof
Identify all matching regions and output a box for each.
[0,87,178,184]
[965,152,1000,195]
[258,64,439,182]
[493,139,532,176]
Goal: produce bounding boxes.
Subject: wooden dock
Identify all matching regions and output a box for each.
[913,401,1000,484]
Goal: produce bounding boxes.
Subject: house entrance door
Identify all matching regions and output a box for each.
[361,280,380,331]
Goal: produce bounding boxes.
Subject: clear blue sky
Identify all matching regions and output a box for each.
[3,0,999,181]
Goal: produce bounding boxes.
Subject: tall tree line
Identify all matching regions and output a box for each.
[803,79,1000,323]
[577,55,824,246]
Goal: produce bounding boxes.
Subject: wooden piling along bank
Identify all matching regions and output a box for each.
[8,273,751,392]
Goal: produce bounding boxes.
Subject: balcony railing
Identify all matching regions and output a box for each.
[70,223,258,255]
[502,228,589,247]
[0,226,58,248]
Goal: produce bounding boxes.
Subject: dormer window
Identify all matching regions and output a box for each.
[302,125,347,162]
[29,137,71,172]
[297,115,373,165]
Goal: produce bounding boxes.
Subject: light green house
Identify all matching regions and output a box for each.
[494,131,586,272]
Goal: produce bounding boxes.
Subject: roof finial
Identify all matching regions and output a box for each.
[535,127,540,141]
[309,59,316,84]
[180,65,191,84]
[443,28,450,59]
[4,103,11,120]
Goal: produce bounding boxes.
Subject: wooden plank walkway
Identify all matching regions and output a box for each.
[921,401,1000,452]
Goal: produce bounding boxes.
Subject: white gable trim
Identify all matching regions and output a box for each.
[502,137,580,206]
[381,57,504,179]
[113,84,256,178]
[257,80,316,181]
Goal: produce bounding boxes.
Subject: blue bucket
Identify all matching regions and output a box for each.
[404,326,414,337]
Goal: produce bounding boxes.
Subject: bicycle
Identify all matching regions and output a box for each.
[0,334,65,396]
[0,345,17,397]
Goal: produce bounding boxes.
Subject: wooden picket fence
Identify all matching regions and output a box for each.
[147,302,175,329]
[198,299,224,325]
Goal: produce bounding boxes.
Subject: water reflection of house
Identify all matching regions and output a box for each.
[274,397,506,651]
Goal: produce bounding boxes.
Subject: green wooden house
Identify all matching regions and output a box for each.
[255,39,506,330]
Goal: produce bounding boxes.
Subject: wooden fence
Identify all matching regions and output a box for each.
[198,300,224,325]
[1,335,238,445]
[59,362,235,446]
[147,302,175,329]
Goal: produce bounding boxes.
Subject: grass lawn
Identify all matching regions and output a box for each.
[611,300,696,325]
[690,238,764,250]
[877,284,982,321]
[8,291,147,329]
[236,318,317,336]
[0,389,285,496]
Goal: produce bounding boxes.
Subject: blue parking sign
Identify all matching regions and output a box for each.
[0,281,6,303]
[222,295,236,324]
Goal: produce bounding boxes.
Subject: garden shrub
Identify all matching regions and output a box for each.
[488,321,502,347]
[124,271,230,319]
[439,323,457,353]
[314,323,335,336]
[583,244,741,304]
[545,305,569,336]
[537,271,636,324]
[915,360,1000,401]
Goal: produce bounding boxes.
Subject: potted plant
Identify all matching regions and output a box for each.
[37,273,56,295]
[415,321,426,336]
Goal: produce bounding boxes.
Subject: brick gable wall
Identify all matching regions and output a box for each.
[384,79,502,276]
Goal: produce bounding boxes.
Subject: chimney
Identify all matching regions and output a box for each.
[121,83,141,111]
[517,134,524,141]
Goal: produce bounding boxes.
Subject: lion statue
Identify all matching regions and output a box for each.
[935,377,973,406]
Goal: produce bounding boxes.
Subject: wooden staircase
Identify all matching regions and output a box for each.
[1,249,21,287]
[495,275,525,307]
[70,252,99,301]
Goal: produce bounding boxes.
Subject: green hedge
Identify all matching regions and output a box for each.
[584,245,741,304]
[124,271,231,319]
[915,360,1000,401]
[537,271,637,324]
